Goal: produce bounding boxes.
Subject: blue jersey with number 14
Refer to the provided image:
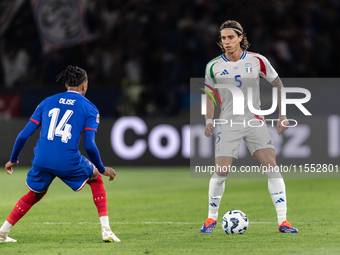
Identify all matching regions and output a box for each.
[30,91,100,171]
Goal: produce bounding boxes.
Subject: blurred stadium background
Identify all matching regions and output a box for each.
[1,0,340,167]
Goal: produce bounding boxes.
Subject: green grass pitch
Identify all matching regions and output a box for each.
[0,167,340,254]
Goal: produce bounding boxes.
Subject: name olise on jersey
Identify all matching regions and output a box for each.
[59,98,76,105]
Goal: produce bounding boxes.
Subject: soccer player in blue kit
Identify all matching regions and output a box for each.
[0,66,120,243]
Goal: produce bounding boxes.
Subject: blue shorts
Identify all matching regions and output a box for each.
[26,158,94,192]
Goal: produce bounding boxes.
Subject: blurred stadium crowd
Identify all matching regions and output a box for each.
[0,0,339,118]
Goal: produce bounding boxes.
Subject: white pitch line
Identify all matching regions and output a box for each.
[1,221,339,225]
[31,222,202,225]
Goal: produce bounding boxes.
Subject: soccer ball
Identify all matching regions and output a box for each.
[221,210,249,234]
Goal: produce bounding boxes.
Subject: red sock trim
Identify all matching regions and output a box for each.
[7,191,40,226]
[88,174,108,217]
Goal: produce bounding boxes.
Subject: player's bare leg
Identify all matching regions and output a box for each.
[254,148,298,233]
[201,156,233,233]
[87,166,120,242]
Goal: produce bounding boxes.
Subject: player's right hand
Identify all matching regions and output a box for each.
[277,116,289,135]
[204,123,214,137]
[102,166,116,181]
[5,161,19,175]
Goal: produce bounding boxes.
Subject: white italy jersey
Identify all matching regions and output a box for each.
[205,51,278,127]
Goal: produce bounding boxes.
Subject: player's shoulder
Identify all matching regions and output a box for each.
[80,95,99,114]
[245,51,269,62]
[86,98,99,112]
[206,54,225,75]
[206,54,224,67]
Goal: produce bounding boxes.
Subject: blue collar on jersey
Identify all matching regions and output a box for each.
[221,51,247,62]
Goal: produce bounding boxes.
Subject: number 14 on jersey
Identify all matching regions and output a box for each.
[47,108,73,143]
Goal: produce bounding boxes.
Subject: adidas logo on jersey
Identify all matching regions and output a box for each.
[220,69,229,75]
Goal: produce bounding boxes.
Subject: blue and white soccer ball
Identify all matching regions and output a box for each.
[221,210,249,234]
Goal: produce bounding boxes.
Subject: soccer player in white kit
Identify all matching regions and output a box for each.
[200,20,298,234]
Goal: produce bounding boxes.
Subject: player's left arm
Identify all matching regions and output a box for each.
[270,76,289,135]
[84,129,106,174]
[5,120,40,175]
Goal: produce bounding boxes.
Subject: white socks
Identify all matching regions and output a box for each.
[0,221,13,233]
[208,173,227,220]
[266,166,287,225]
[100,216,110,228]
[207,166,287,225]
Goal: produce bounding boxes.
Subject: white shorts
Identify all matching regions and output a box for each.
[215,125,275,159]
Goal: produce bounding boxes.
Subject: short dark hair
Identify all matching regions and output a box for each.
[217,20,250,51]
[56,65,87,86]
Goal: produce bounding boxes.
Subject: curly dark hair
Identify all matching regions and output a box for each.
[56,65,87,86]
[217,20,250,51]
